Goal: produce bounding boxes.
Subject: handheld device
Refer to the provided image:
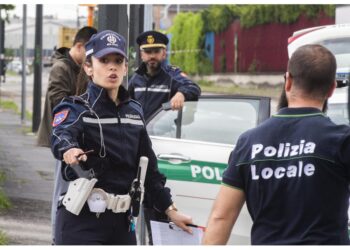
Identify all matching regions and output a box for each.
[129,156,148,217]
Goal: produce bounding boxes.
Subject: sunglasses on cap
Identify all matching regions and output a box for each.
[142,47,163,54]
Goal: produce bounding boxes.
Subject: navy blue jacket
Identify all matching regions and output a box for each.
[51,82,172,212]
[223,107,350,245]
[128,61,201,120]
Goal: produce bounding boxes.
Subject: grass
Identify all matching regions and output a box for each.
[0,171,11,245]
[0,171,11,210]
[0,100,18,113]
[199,81,283,100]
[0,231,8,245]
[0,100,33,122]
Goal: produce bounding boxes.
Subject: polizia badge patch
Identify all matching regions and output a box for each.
[52,110,69,127]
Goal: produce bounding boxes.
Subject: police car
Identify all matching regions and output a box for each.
[146,95,270,244]
[288,24,350,88]
[287,24,350,125]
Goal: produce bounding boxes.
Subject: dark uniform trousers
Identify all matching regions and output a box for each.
[55,204,136,245]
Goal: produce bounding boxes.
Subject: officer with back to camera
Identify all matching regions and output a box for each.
[203,44,350,245]
[128,30,201,121]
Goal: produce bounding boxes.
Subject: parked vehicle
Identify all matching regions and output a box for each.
[6,60,30,75]
[288,24,350,88]
[146,95,271,244]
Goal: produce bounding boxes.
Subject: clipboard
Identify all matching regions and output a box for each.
[150,220,205,245]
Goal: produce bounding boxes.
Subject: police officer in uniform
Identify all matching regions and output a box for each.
[51,30,193,245]
[128,30,201,121]
[128,30,201,244]
[203,44,350,245]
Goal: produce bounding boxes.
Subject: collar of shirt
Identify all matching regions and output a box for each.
[274,107,324,118]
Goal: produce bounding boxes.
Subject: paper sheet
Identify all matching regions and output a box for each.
[150,220,204,245]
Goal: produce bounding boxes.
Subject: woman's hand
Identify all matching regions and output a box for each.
[63,148,88,165]
[166,210,194,234]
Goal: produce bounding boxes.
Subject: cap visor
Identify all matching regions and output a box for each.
[93,48,127,59]
[140,44,167,49]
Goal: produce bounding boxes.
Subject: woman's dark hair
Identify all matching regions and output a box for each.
[76,56,92,95]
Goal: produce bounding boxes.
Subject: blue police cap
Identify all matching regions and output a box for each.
[136,30,168,50]
[85,30,127,59]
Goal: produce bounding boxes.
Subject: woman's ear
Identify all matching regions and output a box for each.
[124,64,128,76]
[84,62,93,77]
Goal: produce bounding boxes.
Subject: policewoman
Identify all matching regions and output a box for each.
[128,30,201,120]
[51,30,193,245]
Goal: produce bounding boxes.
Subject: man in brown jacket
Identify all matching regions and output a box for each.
[37,26,97,146]
[36,26,97,243]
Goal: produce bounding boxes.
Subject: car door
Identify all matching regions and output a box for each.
[146,95,270,244]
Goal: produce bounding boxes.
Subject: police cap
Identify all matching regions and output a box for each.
[85,30,127,59]
[136,31,169,50]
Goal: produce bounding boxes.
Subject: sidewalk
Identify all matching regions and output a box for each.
[0,108,53,244]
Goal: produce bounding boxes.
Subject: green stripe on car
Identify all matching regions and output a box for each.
[158,159,227,184]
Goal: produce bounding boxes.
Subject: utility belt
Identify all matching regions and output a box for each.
[88,188,131,214]
[60,156,149,217]
[59,178,131,215]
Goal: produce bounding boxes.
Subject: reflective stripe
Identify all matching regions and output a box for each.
[83,117,143,126]
[135,86,170,93]
[120,118,144,126]
[83,117,118,124]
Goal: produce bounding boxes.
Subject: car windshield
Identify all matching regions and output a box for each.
[321,38,350,68]
[147,98,260,145]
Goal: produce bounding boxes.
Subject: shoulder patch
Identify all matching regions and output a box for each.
[52,109,69,127]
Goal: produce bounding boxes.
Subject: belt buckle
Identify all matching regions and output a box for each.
[115,195,131,213]
[87,188,108,214]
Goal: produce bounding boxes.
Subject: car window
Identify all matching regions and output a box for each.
[320,38,350,68]
[328,103,349,125]
[147,98,260,145]
[321,38,350,55]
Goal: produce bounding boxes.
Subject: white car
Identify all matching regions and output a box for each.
[6,60,30,75]
[287,24,350,125]
[146,95,271,244]
[288,24,350,88]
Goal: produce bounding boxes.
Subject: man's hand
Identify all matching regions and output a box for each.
[166,210,193,234]
[63,148,88,165]
[170,92,185,110]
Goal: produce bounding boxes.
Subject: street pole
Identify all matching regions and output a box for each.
[130,5,144,68]
[144,5,153,31]
[0,10,5,84]
[32,4,42,132]
[0,10,3,106]
[21,5,27,124]
[98,4,128,88]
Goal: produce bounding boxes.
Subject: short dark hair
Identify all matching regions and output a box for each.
[73,26,97,46]
[288,44,336,99]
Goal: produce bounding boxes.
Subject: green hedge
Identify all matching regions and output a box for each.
[168,4,335,75]
[169,12,212,74]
